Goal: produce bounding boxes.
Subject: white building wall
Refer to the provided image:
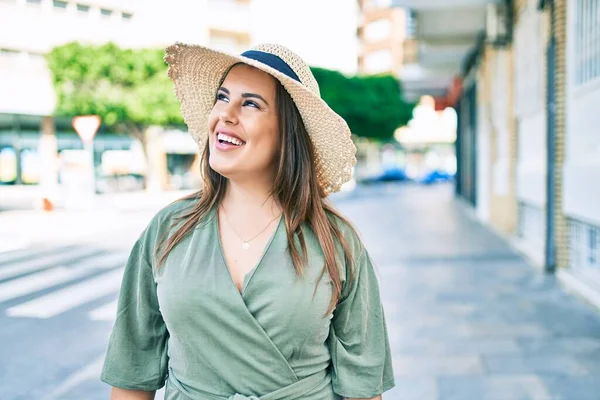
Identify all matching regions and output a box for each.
[0,0,144,53]
[491,50,511,198]
[0,0,200,116]
[564,0,600,227]
[561,0,600,282]
[250,0,359,74]
[477,49,513,225]
[516,113,546,206]
[513,0,547,263]
[476,80,491,223]
[0,0,359,117]
[514,1,547,207]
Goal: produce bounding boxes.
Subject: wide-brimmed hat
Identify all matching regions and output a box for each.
[163,42,357,195]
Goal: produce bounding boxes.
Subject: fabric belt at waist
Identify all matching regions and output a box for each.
[167,368,329,400]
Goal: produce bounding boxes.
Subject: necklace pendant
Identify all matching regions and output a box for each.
[242,242,250,250]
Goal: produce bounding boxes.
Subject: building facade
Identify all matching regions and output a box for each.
[453,0,600,306]
[0,0,254,192]
[357,0,417,75]
[559,0,600,304]
[512,0,551,265]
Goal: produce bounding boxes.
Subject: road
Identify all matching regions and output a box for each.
[1,183,600,399]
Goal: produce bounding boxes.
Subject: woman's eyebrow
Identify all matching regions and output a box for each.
[218,87,269,106]
[242,92,269,105]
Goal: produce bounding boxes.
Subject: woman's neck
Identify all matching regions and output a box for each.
[221,179,280,218]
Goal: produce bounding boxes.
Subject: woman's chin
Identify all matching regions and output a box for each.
[208,157,237,179]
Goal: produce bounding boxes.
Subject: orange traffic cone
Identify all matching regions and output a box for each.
[41,197,54,212]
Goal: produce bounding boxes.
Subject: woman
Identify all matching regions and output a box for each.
[101,43,395,400]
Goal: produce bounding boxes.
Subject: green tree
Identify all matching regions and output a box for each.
[310,67,415,142]
[46,41,414,152]
[46,41,183,150]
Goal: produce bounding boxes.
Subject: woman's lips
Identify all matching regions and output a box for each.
[214,130,245,152]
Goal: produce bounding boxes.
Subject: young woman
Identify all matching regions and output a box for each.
[101,43,395,400]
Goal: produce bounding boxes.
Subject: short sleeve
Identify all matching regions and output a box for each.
[100,238,169,391]
[328,249,395,399]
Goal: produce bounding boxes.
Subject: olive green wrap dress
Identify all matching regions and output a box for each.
[100,199,395,399]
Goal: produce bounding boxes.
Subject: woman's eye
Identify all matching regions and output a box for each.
[244,100,260,109]
[216,93,228,102]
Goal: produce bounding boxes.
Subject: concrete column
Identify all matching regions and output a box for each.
[145,126,169,192]
[553,0,569,269]
[37,116,59,211]
[488,46,518,235]
[476,47,492,223]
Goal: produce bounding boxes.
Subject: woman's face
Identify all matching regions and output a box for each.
[207,64,280,182]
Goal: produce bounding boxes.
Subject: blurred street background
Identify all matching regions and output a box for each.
[1,0,600,399]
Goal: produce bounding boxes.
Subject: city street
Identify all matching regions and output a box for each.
[2,184,600,399]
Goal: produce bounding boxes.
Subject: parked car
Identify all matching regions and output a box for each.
[418,170,455,185]
[361,167,411,184]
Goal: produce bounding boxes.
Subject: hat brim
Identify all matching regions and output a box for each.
[164,43,357,195]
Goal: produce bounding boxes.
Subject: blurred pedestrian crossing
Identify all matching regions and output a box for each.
[0,244,170,399]
[0,244,129,321]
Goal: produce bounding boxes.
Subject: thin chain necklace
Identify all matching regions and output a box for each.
[220,205,281,250]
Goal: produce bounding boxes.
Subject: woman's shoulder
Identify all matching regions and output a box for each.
[139,194,199,245]
[325,208,365,257]
[152,195,198,225]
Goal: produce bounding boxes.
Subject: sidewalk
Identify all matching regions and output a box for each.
[335,183,600,400]
[0,188,194,251]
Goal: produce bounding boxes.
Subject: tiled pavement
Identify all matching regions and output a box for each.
[333,183,600,400]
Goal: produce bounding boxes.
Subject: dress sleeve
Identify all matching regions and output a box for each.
[328,249,395,399]
[100,237,169,391]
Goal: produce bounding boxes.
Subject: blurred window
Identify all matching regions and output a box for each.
[517,202,545,252]
[208,0,251,5]
[20,148,40,185]
[0,48,20,58]
[25,0,42,5]
[372,0,391,8]
[569,219,600,270]
[53,0,67,9]
[121,11,133,20]
[28,52,44,61]
[514,5,544,116]
[76,3,90,13]
[0,147,17,184]
[364,19,392,42]
[209,29,250,54]
[575,0,600,85]
[364,49,392,73]
[405,9,417,38]
[100,8,113,17]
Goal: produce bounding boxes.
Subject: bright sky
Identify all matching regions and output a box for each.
[249,0,359,74]
[136,0,359,74]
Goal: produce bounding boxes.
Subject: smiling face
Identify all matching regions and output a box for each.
[207,64,280,183]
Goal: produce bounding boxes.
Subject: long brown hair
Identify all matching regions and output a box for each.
[156,67,356,315]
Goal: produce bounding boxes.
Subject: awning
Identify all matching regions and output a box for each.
[392,0,510,103]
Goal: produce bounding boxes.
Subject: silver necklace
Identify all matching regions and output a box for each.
[220,206,281,250]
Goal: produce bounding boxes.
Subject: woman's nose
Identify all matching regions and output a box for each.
[219,103,239,125]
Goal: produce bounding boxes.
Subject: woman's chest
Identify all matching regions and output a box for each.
[154,224,334,357]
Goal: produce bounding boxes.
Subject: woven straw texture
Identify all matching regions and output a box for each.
[164,42,357,195]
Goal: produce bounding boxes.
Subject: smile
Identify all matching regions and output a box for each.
[217,132,245,146]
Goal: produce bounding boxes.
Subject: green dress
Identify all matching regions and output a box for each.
[100,199,395,400]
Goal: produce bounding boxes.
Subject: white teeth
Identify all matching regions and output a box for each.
[217,132,244,146]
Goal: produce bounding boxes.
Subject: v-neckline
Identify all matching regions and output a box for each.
[214,206,283,296]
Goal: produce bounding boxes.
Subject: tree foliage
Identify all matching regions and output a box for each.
[46,42,414,144]
[46,41,182,137]
[311,67,415,141]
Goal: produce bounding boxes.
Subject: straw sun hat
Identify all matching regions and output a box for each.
[164,42,357,195]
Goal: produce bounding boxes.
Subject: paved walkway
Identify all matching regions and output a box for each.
[334,183,600,400]
[0,189,194,251]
